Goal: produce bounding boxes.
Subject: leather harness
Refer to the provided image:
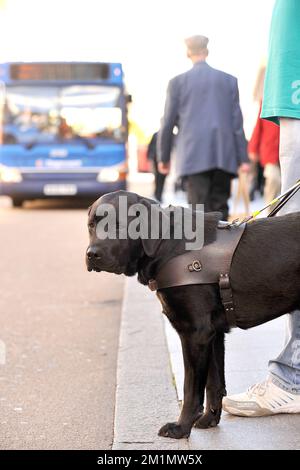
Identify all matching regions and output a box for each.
[148,222,246,327]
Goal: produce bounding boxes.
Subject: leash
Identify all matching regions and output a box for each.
[230,179,300,227]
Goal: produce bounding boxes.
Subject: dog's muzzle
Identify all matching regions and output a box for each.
[86,247,102,272]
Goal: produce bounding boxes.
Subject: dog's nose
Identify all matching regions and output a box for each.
[86,246,101,260]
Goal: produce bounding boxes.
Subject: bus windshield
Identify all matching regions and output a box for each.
[3,85,124,146]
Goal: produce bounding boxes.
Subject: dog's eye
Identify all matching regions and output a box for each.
[88,222,95,230]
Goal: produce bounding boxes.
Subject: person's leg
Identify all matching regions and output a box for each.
[263,163,281,212]
[249,162,259,201]
[269,313,300,393]
[154,172,166,202]
[152,158,166,202]
[209,170,232,220]
[223,118,300,416]
[268,118,300,393]
[186,171,212,210]
[257,162,265,196]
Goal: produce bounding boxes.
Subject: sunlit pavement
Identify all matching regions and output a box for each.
[164,314,300,450]
[115,276,299,450]
[0,196,123,449]
[114,177,299,450]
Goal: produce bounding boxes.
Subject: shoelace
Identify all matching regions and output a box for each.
[247,380,268,398]
[246,381,296,408]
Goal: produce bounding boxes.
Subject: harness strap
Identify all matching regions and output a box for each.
[219,273,236,326]
[148,223,245,328]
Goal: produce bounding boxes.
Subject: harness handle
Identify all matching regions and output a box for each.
[268,182,300,217]
[230,179,300,227]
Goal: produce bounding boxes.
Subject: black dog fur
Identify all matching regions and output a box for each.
[86,191,300,439]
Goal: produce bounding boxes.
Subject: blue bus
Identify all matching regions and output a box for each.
[0,62,129,206]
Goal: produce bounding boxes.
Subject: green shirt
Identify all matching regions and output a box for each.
[261,0,300,124]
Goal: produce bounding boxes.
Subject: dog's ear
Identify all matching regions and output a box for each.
[138,198,171,258]
[142,239,162,258]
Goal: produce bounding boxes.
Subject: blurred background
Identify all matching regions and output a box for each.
[0,0,279,451]
[0,0,276,210]
[0,0,274,137]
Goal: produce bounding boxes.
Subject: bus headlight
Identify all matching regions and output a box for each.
[0,167,23,183]
[97,167,126,183]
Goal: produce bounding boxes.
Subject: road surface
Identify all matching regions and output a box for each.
[0,197,123,449]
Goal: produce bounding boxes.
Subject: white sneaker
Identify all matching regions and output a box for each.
[222,379,300,417]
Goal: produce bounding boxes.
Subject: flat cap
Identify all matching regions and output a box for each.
[185,35,209,55]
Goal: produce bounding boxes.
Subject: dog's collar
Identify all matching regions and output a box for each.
[148,223,246,328]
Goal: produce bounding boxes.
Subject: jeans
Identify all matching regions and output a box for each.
[268,118,300,393]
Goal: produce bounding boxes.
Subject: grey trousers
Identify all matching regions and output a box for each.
[268,118,300,393]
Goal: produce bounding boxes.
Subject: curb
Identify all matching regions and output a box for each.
[112,276,189,450]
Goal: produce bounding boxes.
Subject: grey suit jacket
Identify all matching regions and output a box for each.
[157,61,248,177]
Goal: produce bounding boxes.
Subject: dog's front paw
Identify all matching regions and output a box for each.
[158,422,190,439]
[194,409,221,429]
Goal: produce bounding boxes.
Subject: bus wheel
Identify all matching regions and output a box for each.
[12,198,24,208]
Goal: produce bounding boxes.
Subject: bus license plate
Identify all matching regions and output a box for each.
[43,184,77,196]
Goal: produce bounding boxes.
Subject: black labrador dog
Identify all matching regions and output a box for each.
[86,191,300,439]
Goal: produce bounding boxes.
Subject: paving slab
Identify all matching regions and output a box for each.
[112,277,189,450]
[165,311,300,450]
[114,276,300,450]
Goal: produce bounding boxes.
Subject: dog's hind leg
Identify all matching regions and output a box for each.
[194,331,226,429]
[158,330,214,439]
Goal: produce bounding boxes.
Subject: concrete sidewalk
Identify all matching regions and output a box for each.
[112,277,188,450]
[113,276,300,450]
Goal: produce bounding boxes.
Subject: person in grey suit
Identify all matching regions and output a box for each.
[157,35,250,219]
